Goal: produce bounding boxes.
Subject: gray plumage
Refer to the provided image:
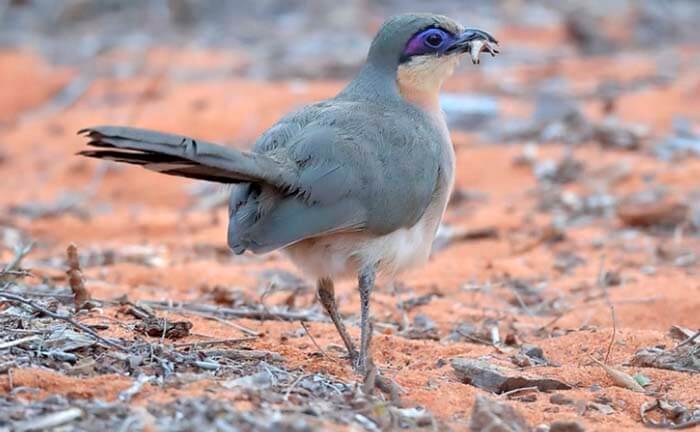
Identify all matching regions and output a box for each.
[81,97,441,256]
[78,13,498,375]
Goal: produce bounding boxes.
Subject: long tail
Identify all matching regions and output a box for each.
[78,126,295,187]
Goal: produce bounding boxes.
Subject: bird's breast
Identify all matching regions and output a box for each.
[283,204,444,282]
[283,114,456,282]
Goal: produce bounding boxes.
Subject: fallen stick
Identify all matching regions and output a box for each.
[675,330,700,349]
[597,254,617,363]
[118,374,154,402]
[12,407,83,432]
[191,312,261,337]
[172,336,257,349]
[203,349,283,362]
[2,242,34,273]
[0,335,40,350]
[119,299,260,336]
[0,289,127,352]
[142,300,324,322]
[300,321,334,362]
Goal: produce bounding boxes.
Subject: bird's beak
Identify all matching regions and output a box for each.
[445,28,499,64]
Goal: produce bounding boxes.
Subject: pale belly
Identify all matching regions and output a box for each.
[283,198,445,281]
[284,143,455,281]
[284,107,456,282]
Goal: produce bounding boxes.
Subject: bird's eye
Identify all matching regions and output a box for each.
[424,31,445,48]
[401,28,451,61]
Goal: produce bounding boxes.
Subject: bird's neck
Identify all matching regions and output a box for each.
[395,56,458,117]
[396,82,442,114]
[338,62,401,102]
[339,60,449,120]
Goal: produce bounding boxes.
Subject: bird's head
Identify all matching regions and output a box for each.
[366,14,498,110]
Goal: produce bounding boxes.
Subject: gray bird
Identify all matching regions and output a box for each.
[78,13,498,374]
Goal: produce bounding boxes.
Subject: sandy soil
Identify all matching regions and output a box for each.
[1,25,699,431]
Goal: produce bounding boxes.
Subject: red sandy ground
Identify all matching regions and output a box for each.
[1,32,699,431]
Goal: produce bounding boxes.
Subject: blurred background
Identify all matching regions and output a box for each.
[1,1,700,430]
[2,0,700,79]
[2,1,700,144]
[3,0,699,255]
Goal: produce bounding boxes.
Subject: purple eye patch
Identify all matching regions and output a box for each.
[401,27,454,62]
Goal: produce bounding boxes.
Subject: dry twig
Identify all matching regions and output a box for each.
[142,300,322,322]
[119,374,154,403]
[1,242,34,273]
[300,321,334,362]
[0,288,127,352]
[675,330,700,349]
[172,336,257,349]
[12,407,84,432]
[0,335,40,350]
[597,254,617,363]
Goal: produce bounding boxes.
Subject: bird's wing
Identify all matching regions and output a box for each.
[229,103,442,253]
[78,104,442,255]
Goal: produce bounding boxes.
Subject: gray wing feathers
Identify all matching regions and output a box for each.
[78,101,442,256]
[227,105,442,253]
[230,196,366,254]
[228,124,369,253]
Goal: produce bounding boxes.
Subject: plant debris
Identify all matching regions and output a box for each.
[399,314,440,341]
[142,299,325,322]
[399,290,443,312]
[449,320,501,345]
[641,399,700,429]
[452,358,572,394]
[669,327,700,345]
[0,287,127,352]
[65,243,92,311]
[629,345,700,373]
[134,316,193,340]
[512,344,551,367]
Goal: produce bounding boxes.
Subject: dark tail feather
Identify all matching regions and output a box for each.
[77,149,247,183]
[77,126,296,187]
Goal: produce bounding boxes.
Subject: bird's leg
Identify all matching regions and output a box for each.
[317,277,358,362]
[356,264,376,374]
